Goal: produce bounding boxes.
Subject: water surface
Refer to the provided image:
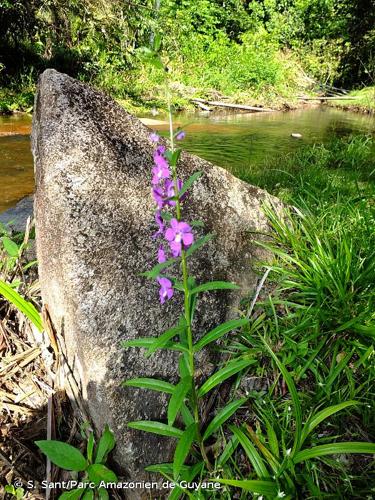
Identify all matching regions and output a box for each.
[0,108,374,212]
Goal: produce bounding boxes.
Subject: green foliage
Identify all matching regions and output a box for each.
[4,485,25,499]
[36,426,116,499]
[221,135,375,497]
[1,0,373,112]
[0,224,42,330]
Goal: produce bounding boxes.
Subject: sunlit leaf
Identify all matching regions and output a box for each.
[127,421,183,438]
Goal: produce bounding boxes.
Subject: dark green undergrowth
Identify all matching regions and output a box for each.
[214,135,375,498]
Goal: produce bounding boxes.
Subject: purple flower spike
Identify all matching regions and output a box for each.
[153,211,165,238]
[176,131,186,141]
[157,277,174,304]
[156,145,166,155]
[150,132,160,143]
[165,218,194,257]
[158,245,166,263]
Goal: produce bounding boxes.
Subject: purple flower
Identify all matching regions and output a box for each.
[157,277,173,304]
[156,145,166,155]
[150,132,160,143]
[176,131,186,141]
[158,245,166,263]
[165,218,194,257]
[164,179,181,206]
[152,186,165,209]
[152,163,170,185]
[153,211,165,238]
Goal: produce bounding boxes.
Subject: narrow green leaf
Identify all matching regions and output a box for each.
[179,171,203,197]
[217,434,239,466]
[215,479,278,496]
[197,358,256,397]
[36,440,87,471]
[301,401,359,443]
[190,281,240,295]
[180,403,195,427]
[87,464,117,486]
[141,257,179,279]
[230,426,269,478]
[203,398,246,441]
[82,490,94,500]
[260,337,302,456]
[294,442,375,464]
[264,416,279,459]
[160,211,173,221]
[127,421,183,439]
[173,423,197,479]
[190,220,204,228]
[97,488,109,500]
[185,234,213,257]
[87,432,95,463]
[95,425,116,464]
[147,325,185,356]
[194,318,249,352]
[168,377,192,426]
[123,378,175,394]
[179,352,193,377]
[59,489,84,500]
[168,486,184,500]
[0,280,43,331]
[145,463,190,474]
[2,236,19,257]
[121,338,155,349]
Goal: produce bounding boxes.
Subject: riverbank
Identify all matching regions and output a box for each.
[2,82,375,118]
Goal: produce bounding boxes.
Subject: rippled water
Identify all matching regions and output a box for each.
[0,107,374,212]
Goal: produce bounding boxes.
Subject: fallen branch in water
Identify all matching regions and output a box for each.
[191,98,275,112]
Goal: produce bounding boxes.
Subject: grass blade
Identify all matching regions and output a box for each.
[122,378,175,394]
[217,434,239,466]
[197,358,256,397]
[194,318,249,352]
[230,426,269,478]
[294,442,375,464]
[216,479,278,496]
[202,398,246,441]
[0,280,43,332]
[260,337,302,456]
[127,421,182,439]
[301,401,359,443]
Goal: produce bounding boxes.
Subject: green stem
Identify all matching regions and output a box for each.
[167,96,211,471]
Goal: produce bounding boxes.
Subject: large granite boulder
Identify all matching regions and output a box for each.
[32,69,279,484]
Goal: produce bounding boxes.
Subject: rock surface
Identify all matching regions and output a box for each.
[32,69,280,488]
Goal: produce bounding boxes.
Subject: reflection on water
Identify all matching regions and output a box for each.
[0,114,33,212]
[0,108,374,212]
[154,107,375,171]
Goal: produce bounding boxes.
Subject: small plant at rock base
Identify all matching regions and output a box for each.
[36,425,116,499]
[4,485,25,500]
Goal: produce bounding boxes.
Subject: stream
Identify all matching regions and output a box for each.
[0,107,374,212]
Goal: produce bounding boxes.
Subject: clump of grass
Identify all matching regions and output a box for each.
[219,135,375,498]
